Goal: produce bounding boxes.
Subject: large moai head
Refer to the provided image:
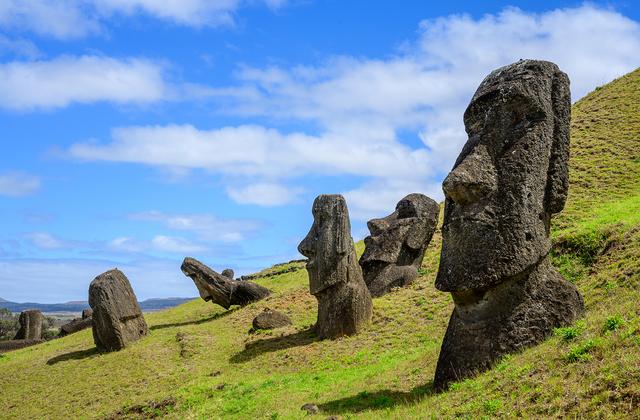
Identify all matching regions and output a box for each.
[14,310,44,340]
[298,194,353,295]
[360,193,440,296]
[436,59,571,293]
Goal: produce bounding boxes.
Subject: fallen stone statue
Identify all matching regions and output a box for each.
[89,269,149,352]
[360,193,440,297]
[298,194,372,339]
[433,59,584,390]
[59,317,93,337]
[0,339,44,354]
[181,257,271,309]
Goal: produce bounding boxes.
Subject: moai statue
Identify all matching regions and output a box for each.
[221,269,235,280]
[298,194,372,339]
[434,60,584,390]
[360,193,440,297]
[89,269,148,352]
[181,257,270,309]
[13,310,44,340]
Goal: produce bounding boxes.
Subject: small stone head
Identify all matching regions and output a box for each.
[361,193,439,267]
[437,60,571,292]
[298,194,352,295]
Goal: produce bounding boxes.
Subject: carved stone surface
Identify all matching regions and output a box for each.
[221,269,235,279]
[360,193,439,297]
[252,309,292,330]
[59,317,93,337]
[13,310,44,340]
[89,269,148,352]
[298,194,372,339]
[434,60,584,390]
[181,257,271,309]
[82,309,93,319]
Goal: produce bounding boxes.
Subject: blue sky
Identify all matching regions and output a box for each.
[1,1,639,302]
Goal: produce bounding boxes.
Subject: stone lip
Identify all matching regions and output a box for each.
[89,269,148,353]
[360,193,439,297]
[181,257,271,309]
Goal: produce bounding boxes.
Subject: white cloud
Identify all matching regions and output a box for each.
[67,5,640,218]
[0,0,288,39]
[0,257,194,302]
[0,171,41,197]
[0,55,168,110]
[227,182,304,206]
[150,235,206,253]
[0,35,40,59]
[129,211,264,242]
[25,232,73,250]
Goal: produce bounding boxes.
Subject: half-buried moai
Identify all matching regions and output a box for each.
[359,193,440,297]
[181,257,271,309]
[89,269,148,352]
[13,310,44,340]
[433,60,584,390]
[298,194,372,339]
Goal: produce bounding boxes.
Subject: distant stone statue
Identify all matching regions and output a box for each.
[433,60,584,390]
[181,257,270,309]
[89,269,148,352]
[298,194,372,339]
[13,310,44,340]
[59,317,92,337]
[360,193,440,297]
[82,308,93,319]
[221,269,235,280]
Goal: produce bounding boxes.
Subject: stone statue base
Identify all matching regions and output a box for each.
[434,256,584,390]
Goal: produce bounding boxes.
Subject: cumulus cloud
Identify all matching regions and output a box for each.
[0,171,41,197]
[129,211,264,242]
[0,257,194,302]
[226,182,304,206]
[67,5,640,218]
[0,0,288,39]
[0,55,168,110]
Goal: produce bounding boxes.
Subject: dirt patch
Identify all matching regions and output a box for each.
[105,397,177,419]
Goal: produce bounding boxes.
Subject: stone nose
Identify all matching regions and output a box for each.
[442,144,497,206]
[367,218,389,236]
[297,228,317,257]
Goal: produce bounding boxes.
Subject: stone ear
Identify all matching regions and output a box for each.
[334,198,351,255]
[544,70,571,214]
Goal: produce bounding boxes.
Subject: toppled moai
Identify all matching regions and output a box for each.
[59,317,92,337]
[89,269,148,352]
[298,194,372,339]
[360,193,439,297]
[433,60,584,390]
[181,257,271,309]
[13,310,44,340]
[252,309,292,330]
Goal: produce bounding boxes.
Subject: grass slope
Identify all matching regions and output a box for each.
[1,69,639,419]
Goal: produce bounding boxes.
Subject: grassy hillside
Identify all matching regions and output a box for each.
[1,68,639,419]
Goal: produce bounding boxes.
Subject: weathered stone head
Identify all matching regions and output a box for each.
[298,195,372,339]
[181,257,270,309]
[298,194,353,296]
[433,60,583,391]
[360,193,440,297]
[14,310,44,340]
[437,59,571,293]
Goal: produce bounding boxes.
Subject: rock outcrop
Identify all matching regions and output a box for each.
[181,257,271,309]
[360,193,439,297]
[89,269,148,352]
[434,60,584,390]
[252,309,292,330]
[13,310,44,340]
[298,194,372,339]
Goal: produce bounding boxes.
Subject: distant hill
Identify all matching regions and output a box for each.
[0,297,195,313]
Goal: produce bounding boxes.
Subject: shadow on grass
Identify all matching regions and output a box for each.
[229,328,317,363]
[47,347,99,365]
[318,383,434,415]
[151,309,235,331]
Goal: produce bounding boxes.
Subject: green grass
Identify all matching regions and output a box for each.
[1,68,640,419]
